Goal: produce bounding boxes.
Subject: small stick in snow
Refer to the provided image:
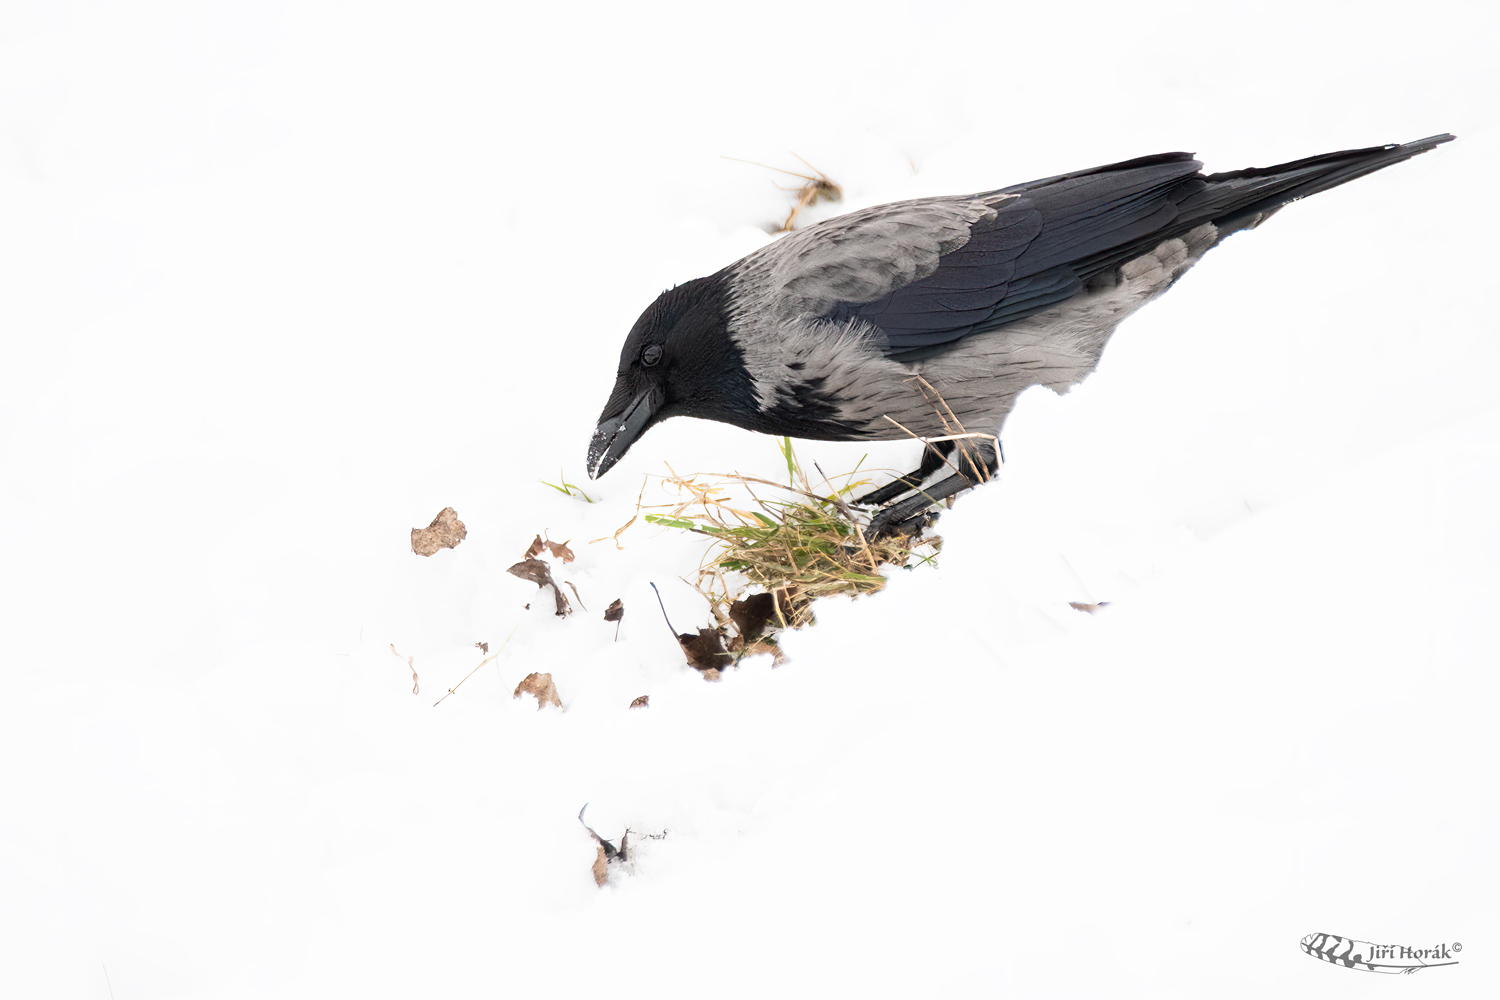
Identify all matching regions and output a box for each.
[433,624,519,707]
[649,582,678,638]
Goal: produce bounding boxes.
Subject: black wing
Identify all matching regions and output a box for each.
[818,135,1454,362]
[823,153,1208,361]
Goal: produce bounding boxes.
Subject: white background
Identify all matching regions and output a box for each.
[2,1,1497,996]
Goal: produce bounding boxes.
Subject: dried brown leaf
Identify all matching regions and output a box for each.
[580,804,629,886]
[411,507,467,557]
[525,534,546,559]
[507,557,572,617]
[729,592,777,644]
[629,695,649,709]
[679,628,732,673]
[604,599,624,623]
[514,672,562,710]
[741,639,788,667]
[1068,601,1110,614]
[507,557,551,587]
[546,540,575,563]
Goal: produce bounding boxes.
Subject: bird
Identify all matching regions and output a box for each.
[587,135,1454,534]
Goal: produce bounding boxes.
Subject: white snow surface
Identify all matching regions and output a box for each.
[3,1,1498,997]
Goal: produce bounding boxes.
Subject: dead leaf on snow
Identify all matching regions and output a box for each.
[507,557,572,617]
[1068,601,1110,614]
[514,672,562,710]
[579,804,629,887]
[629,695,649,709]
[604,599,624,622]
[507,557,550,588]
[679,628,732,674]
[740,639,788,667]
[411,507,466,557]
[729,592,777,644]
[522,533,574,564]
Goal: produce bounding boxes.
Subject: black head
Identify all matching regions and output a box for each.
[587,273,756,478]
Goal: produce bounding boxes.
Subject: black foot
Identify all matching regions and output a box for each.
[867,503,939,539]
[863,438,1001,538]
[853,439,956,507]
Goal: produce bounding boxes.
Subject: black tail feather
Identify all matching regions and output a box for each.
[1194,134,1455,234]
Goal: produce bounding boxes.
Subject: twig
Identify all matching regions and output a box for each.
[649,582,678,638]
[433,624,519,707]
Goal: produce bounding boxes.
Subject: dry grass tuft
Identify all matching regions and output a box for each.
[642,439,938,636]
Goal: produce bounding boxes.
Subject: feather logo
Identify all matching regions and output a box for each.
[1300,932,1461,974]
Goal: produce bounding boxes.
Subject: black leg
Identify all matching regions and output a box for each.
[853,439,956,507]
[866,438,1000,537]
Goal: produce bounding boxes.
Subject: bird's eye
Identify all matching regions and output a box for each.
[641,344,663,367]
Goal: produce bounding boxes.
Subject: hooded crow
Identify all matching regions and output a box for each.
[588,135,1454,533]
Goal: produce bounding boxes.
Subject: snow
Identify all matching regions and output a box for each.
[2,1,1498,996]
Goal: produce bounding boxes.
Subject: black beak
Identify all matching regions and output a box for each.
[587,385,664,479]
